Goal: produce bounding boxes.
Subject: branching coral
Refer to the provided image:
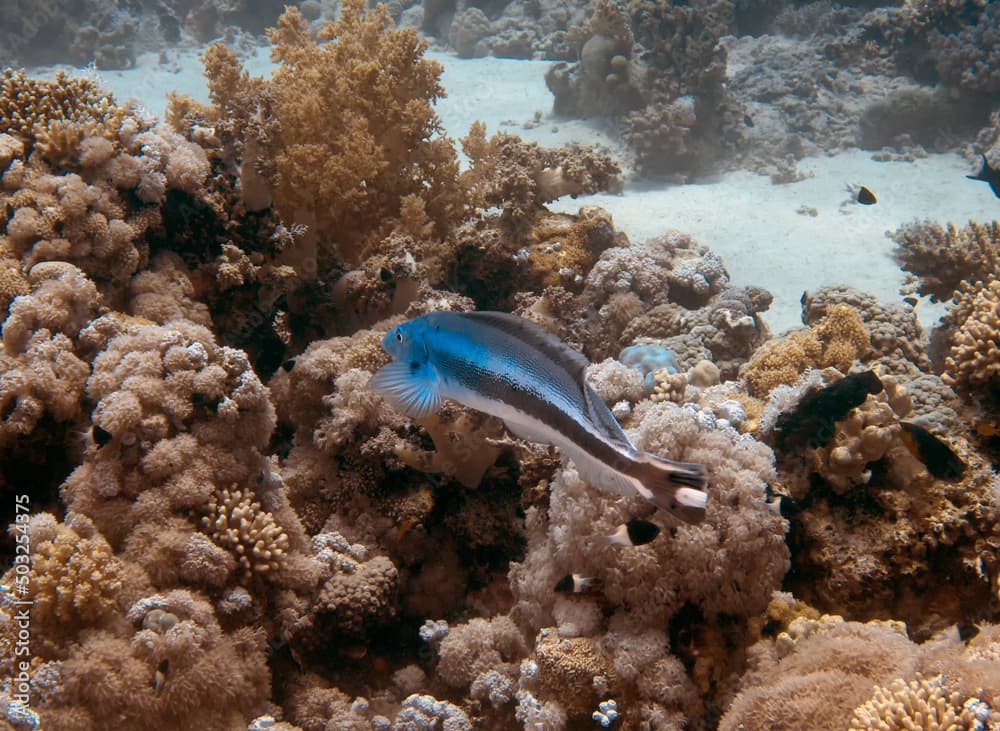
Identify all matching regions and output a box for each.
[198,1,464,269]
[0,70,126,156]
[461,123,622,230]
[941,279,1000,396]
[891,219,1000,303]
[848,674,988,731]
[202,484,290,577]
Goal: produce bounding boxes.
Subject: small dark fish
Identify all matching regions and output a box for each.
[743,113,754,128]
[899,421,966,480]
[856,185,877,205]
[966,154,1000,199]
[604,519,661,547]
[92,424,112,446]
[774,370,883,452]
[554,573,596,594]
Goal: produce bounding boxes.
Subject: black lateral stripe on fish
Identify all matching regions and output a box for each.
[967,154,1000,199]
[899,421,966,480]
[369,311,709,523]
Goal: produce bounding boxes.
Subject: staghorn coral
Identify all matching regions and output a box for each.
[0,70,126,156]
[891,220,1000,303]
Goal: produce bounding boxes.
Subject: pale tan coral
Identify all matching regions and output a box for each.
[392,405,511,489]
[2,264,101,354]
[316,553,398,638]
[0,330,89,447]
[848,674,985,731]
[437,615,528,689]
[511,400,788,635]
[126,252,212,327]
[531,628,616,717]
[811,373,912,494]
[0,69,126,155]
[202,484,290,577]
[651,368,687,403]
[942,279,1000,394]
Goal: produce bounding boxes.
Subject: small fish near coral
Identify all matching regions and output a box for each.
[368,311,709,523]
[554,573,597,594]
[603,518,661,547]
[967,154,1000,199]
[899,421,966,480]
[773,370,883,452]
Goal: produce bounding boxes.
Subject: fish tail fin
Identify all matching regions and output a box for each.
[632,453,709,523]
[967,154,991,182]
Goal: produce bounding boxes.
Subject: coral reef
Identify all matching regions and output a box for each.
[4,4,1000,730]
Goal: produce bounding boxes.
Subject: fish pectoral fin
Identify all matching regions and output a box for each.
[368,360,442,420]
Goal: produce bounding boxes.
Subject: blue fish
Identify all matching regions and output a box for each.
[368,311,709,522]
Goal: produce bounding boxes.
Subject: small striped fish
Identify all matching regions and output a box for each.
[369,311,708,522]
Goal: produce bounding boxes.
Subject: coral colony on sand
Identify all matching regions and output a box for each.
[0,1,999,730]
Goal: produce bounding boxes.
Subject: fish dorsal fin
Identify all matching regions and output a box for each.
[368,360,442,420]
[455,311,591,383]
[583,382,634,448]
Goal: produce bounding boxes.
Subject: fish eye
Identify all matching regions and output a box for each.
[395,329,403,343]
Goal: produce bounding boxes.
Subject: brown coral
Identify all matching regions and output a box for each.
[0,69,126,156]
[199,1,463,269]
[891,219,1000,303]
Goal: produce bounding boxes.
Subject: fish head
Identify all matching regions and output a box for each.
[381,319,427,362]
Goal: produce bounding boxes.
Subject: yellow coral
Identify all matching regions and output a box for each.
[202,484,290,576]
[814,304,870,370]
[743,305,869,397]
[25,519,126,626]
[848,675,984,731]
[743,330,822,397]
[651,368,687,403]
